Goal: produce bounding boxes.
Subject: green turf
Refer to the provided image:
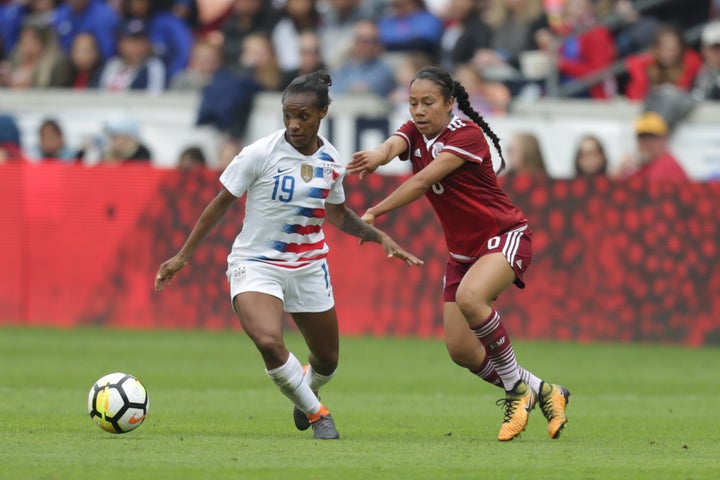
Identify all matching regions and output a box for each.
[0,327,718,479]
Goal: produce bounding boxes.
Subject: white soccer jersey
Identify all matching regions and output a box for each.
[220,130,346,268]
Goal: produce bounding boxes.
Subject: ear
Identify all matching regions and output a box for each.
[447,96,455,114]
[319,106,328,119]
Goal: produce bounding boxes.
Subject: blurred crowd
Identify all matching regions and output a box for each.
[0,0,719,178]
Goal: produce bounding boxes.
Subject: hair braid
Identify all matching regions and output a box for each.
[453,81,506,172]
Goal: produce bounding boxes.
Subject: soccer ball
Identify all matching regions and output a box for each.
[87,372,149,434]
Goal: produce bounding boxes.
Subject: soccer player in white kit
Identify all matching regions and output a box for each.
[155,71,422,440]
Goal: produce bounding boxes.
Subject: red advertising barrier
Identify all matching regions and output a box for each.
[1,163,719,345]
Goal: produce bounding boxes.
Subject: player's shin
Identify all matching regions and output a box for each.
[266,352,322,415]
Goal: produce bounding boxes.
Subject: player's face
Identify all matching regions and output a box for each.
[282,92,327,155]
[408,79,454,139]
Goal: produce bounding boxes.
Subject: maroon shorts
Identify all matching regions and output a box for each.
[443,227,532,302]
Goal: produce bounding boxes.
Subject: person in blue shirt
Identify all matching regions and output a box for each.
[121,0,193,80]
[330,19,396,98]
[377,0,443,61]
[54,0,120,62]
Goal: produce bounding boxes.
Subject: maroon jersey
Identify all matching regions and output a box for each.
[395,116,527,259]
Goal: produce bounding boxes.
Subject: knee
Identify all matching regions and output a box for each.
[455,288,490,320]
[252,335,287,365]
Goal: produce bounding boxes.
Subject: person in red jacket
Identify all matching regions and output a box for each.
[614,111,689,181]
[624,24,702,101]
[535,0,617,99]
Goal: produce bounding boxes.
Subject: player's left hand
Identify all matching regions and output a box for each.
[378,233,424,266]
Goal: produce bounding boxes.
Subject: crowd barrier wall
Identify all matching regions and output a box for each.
[2,90,720,179]
[2,163,719,345]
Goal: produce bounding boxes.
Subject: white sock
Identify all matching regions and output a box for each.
[266,352,321,415]
[518,366,542,396]
[305,364,335,392]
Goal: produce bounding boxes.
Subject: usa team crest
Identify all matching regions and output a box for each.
[301,164,314,182]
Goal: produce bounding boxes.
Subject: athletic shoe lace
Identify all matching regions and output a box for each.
[496,398,519,423]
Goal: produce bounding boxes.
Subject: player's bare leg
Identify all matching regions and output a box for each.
[234,292,335,438]
[456,253,534,441]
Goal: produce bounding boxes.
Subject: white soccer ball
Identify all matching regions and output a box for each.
[87,372,149,434]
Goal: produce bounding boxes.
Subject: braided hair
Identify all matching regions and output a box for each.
[411,65,506,172]
[282,70,333,110]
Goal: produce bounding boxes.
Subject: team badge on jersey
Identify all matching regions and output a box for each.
[301,164,314,182]
[431,142,444,159]
[323,165,333,181]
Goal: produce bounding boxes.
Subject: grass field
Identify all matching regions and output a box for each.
[0,326,718,480]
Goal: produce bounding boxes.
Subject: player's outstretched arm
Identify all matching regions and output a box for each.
[347,136,407,179]
[155,187,237,291]
[325,202,423,266]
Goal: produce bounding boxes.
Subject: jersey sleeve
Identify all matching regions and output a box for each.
[443,125,490,164]
[393,120,417,161]
[219,145,260,198]
[326,172,346,204]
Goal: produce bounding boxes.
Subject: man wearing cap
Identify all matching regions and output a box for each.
[615,111,689,181]
[97,18,167,94]
[692,21,720,101]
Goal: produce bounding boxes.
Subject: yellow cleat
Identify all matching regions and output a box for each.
[497,380,536,441]
[538,382,571,439]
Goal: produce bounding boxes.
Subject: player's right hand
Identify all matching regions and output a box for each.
[347,150,383,179]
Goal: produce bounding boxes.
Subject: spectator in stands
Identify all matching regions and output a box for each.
[66,32,103,89]
[196,33,282,142]
[573,134,608,177]
[102,115,153,164]
[609,0,660,57]
[121,0,194,80]
[439,0,492,70]
[177,145,207,169]
[388,51,433,109]
[239,32,283,91]
[452,62,511,115]
[53,0,120,62]
[535,0,617,99]
[478,0,542,82]
[624,24,703,101]
[692,21,720,101]
[0,0,59,54]
[318,0,370,70]
[217,0,278,69]
[0,113,22,162]
[0,21,71,88]
[29,118,77,162]
[505,131,547,176]
[272,0,321,71]
[377,0,444,62]
[170,39,221,90]
[98,19,167,94]
[330,20,396,98]
[279,30,326,90]
[614,111,688,181]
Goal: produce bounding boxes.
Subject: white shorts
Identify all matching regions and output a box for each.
[226,260,335,313]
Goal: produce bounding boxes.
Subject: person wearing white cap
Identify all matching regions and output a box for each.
[102,116,152,164]
[692,21,720,101]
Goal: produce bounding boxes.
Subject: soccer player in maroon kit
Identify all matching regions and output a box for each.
[348,65,570,441]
